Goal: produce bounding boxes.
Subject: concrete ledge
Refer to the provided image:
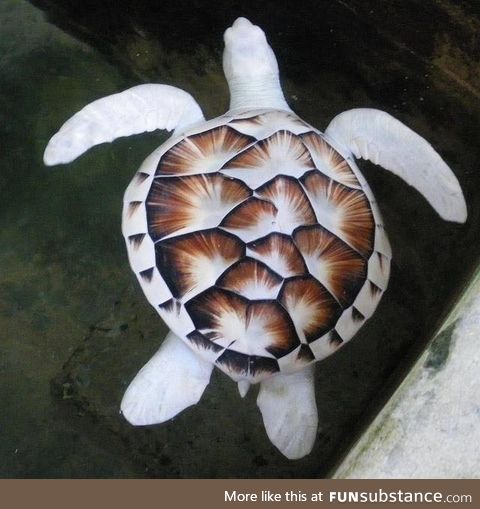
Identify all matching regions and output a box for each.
[333,268,480,479]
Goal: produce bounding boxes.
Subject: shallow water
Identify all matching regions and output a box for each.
[1,0,480,478]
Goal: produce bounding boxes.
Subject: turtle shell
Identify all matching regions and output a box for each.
[122,110,392,383]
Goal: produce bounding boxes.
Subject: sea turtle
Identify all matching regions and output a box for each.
[44,17,467,459]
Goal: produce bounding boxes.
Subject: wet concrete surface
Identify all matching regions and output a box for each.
[334,269,480,479]
[1,0,480,477]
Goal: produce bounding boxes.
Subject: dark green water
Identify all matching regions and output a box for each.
[1,0,480,478]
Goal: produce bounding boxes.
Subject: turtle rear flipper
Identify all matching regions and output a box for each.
[121,331,213,425]
[257,366,318,460]
[325,108,467,223]
[44,84,204,166]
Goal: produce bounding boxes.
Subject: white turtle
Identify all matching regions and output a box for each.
[44,17,467,460]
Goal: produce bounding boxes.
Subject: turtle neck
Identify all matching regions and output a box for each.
[227,74,292,113]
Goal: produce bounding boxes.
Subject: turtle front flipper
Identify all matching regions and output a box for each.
[121,330,213,425]
[257,366,318,460]
[44,84,205,166]
[325,108,467,223]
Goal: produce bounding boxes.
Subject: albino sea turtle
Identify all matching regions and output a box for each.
[44,17,467,459]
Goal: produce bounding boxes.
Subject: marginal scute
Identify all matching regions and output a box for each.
[367,251,390,291]
[297,344,315,363]
[335,306,367,343]
[186,330,224,354]
[127,201,143,218]
[136,171,150,183]
[158,297,196,337]
[352,306,365,321]
[139,267,154,282]
[135,265,172,307]
[159,298,182,316]
[351,278,385,320]
[329,330,344,347]
[228,111,311,139]
[374,224,393,258]
[124,168,154,203]
[155,125,254,176]
[128,233,146,249]
[309,331,341,361]
[215,349,279,381]
[369,280,382,296]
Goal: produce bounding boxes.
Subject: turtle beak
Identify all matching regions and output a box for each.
[223,17,266,47]
[231,17,254,29]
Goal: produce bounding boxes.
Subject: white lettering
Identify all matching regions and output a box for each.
[224,491,257,502]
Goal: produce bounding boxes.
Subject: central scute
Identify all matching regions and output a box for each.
[145,111,377,382]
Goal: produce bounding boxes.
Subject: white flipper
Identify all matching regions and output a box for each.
[44,84,205,166]
[325,108,467,223]
[257,366,318,460]
[121,330,213,425]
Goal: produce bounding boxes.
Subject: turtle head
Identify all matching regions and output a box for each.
[223,18,290,112]
[223,18,279,82]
